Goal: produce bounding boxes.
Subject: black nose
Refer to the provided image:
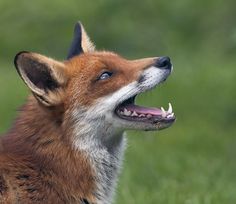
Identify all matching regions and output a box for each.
[155,56,172,69]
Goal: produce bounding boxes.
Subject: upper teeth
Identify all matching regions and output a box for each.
[167,103,172,114]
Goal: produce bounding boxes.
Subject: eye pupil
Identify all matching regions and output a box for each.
[99,72,113,80]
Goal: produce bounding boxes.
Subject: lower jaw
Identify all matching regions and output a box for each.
[115,112,175,130]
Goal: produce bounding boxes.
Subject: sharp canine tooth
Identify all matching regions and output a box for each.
[161,107,165,112]
[167,103,173,114]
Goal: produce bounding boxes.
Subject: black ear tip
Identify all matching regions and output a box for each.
[75,21,82,29]
[67,21,83,59]
[14,51,30,68]
[74,22,82,35]
[73,21,82,35]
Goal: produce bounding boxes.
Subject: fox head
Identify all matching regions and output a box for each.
[14,22,175,148]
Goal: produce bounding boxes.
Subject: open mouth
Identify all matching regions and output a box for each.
[115,94,175,130]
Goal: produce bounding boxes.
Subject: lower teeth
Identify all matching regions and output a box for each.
[118,110,174,118]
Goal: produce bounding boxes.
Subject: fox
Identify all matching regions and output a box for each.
[0,22,175,204]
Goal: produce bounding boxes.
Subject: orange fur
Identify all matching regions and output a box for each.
[0,50,156,203]
[65,52,156,107]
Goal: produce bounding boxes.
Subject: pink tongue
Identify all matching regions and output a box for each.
[121,104,163,116]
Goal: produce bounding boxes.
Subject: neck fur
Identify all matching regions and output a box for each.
[3,96,127,204]
[72,108,127,204]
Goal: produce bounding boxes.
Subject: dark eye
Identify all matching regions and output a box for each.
[99,71,113,80]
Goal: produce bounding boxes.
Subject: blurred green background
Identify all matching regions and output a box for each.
[0,0,236,203]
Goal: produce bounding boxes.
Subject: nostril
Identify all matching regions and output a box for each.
[155,56,171,69]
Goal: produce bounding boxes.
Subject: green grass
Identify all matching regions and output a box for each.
[0,0,236,203]
[117,126,236,204]
[0,64,27,132]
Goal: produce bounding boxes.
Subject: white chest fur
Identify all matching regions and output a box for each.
[73,120,127,204]
[89,134,126,204]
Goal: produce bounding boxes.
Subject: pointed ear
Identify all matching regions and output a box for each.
[67,21,95,59]
[14,51,67,106]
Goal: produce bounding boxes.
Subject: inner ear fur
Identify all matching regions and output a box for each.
[14,51,67,106]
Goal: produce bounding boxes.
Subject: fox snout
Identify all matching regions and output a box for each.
[137,56,172,90]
